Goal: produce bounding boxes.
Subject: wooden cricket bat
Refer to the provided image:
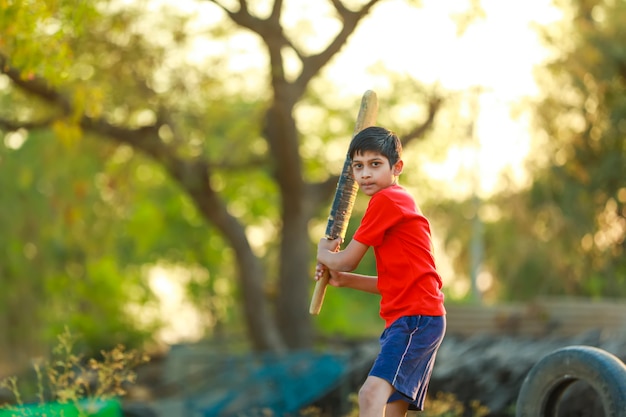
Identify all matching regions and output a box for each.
[309,90,379,315]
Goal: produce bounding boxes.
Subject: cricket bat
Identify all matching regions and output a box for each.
[309,90,379,315]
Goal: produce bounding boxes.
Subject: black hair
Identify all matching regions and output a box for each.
[348,126,402,166]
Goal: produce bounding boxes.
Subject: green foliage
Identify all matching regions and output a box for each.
[0,0,99,86]
[433,0,626,301]
[0,0,276,353]
[0,85,271,355]
[314,286,381,338]
[517,0,626,298]
[0,130,157,354]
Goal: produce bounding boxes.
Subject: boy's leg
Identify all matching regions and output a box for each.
[358,375,394,417]
[385,400,409,417]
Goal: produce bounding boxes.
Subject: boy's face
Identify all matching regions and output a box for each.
[351,150,403,196]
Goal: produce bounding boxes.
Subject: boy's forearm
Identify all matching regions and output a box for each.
[318,252,354,272]
[339,272,379,294]
[317,238,368,272]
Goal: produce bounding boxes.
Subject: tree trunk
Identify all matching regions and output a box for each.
[276,208,314,348]
[235,243,287,352]
[262,92,316,349]
[167,157,287,352]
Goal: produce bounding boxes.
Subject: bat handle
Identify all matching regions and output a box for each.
[309,264,330,315]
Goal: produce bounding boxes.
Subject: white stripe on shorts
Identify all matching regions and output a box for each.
[391,325,419,386]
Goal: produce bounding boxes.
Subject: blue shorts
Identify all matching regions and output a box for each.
[368,315,446,411]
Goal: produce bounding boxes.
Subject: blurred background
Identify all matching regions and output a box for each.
[1,0,625,415]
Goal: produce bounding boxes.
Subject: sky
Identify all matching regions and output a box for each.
[331,0,560,94]
[323,0,563,196]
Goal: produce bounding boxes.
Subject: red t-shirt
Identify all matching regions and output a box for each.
[353,184,445,327]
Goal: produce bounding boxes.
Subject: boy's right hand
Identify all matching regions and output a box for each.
[315,236,343,285]
[314,262,327,281]
[315,263,343,287]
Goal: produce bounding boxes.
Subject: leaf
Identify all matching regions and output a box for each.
[52,119,82,148]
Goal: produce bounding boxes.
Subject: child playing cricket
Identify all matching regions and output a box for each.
[316,126,446,417]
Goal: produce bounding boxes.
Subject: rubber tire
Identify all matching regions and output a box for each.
[516,345,626,417]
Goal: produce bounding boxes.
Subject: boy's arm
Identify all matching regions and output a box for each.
[331,271,379,294]
[317,238,369,272]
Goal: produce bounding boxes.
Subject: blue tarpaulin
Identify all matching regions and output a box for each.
[183,350,348,417]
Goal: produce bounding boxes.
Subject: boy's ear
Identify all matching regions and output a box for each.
[393,159,404,175]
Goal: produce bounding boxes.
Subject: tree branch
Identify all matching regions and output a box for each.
[295,0,382,94]
[0,117,54,132]
[0,54,71,114]
[269,0,283,21]
[1,51,239,235]
[401,95,443,148]
[209,0,383,102]
[208,0,273,37]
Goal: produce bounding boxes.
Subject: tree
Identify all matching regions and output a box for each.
[0,130,160,362]
[435,0,626,301]
[528,0,626,296]
[0,0,442,352]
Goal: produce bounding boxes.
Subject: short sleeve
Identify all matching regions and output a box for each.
[353,193,403,247]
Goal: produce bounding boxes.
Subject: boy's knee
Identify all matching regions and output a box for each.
[358,378,389,410]
[358,384,378,410]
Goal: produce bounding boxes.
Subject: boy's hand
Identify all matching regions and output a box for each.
[317,236,342,255]
[314,263,343,287]
[315,237,342,284]
[314,262,327,281]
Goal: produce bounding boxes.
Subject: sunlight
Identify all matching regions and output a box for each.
[148,265,205,344]
[3,129,28,150]
[164,0,562,197]
[324,0,562,196]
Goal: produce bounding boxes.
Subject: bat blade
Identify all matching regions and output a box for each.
[309,90,379,315]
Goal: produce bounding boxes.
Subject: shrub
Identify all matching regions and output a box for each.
[0,327,149,417]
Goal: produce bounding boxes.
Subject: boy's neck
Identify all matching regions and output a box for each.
[370,181,398,195]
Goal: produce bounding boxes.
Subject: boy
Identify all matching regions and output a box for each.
[316,126,446,417]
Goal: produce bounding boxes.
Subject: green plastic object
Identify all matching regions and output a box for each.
[0,399,122,417]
